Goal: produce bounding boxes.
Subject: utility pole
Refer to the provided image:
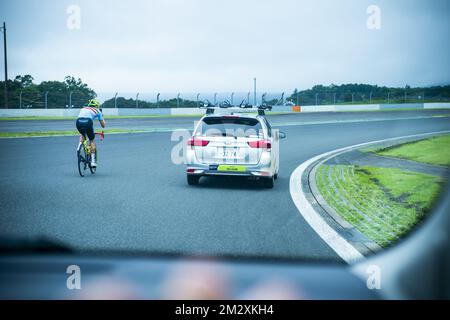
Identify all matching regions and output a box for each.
[69,91,73,108]
[114,92,118,108]
[44,91,49,109]
[19,89,23,109]
[196,93,200,107]
[136,92,139,108]
[157,93,160,108]
[1,22,8,108]
[253,78,257,106]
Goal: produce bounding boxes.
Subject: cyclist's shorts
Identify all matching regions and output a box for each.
[76,117,95,140]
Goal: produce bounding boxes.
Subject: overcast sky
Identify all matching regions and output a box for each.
[0,0,449,94]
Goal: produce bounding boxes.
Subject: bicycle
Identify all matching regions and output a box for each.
[77,131,104,177]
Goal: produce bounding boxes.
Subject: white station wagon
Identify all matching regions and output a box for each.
[185,106,286,188]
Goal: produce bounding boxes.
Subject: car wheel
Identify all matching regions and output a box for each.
[262,176,274,189]
[274,173,278,180]
[187,175,200,186]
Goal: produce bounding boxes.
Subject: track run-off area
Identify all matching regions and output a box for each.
[0,109,449,262]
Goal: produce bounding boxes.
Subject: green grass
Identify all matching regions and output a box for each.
[0,114,201,121]
[0,116,77,121]
[316,165,444,247]
[338,108,449,113]
[333,99,450,105]
[0,129,145,138]
[371,134,450,166]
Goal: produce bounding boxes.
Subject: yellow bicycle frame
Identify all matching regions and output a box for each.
[83,138,91,155]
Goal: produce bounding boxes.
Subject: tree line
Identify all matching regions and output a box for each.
[101,97,199,108]
[287,84,450,105]
[0,75,96,108]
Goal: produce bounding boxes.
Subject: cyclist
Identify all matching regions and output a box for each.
[76,99,106,167]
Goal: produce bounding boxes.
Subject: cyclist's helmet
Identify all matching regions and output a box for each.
[87,99,101,109]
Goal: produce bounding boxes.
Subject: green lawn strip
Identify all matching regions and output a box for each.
[315,166,387,244]
[316,164,443,247]
[336,166,403,233]
[328,165,402,242]
[333,108,450,113]
[0,114,201,121]
[368,134,450,166]
[360,145,383,153]
[0,129,145,138]
[365,166,443,217]
[334,99,450,105]
[357,166,438,243]
[342,166,426,237]
[326,165,416,245]
[320,166,402,246]
[346,167,405,230]
[328,165,388,228]
[349,168,415,232]
[105,114,201,119]
[0,116,77,121]
[317,166,370,227]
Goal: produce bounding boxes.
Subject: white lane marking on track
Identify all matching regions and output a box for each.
[289,130,450,264]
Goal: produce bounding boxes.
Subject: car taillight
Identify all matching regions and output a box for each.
[248,140,271,149]
[188,137,210,147]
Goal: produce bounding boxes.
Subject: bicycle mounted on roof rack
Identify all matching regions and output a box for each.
[198,100,272,116]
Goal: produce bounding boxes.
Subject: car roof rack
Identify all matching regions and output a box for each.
[257,105,272,116]
[199,101,272,117]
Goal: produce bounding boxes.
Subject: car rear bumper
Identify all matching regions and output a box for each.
[185,147,276,178]
[186,164,274,178]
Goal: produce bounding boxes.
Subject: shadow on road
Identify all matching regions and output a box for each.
[194,176,278,190]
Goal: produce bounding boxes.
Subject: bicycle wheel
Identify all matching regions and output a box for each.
[77,145,88,177]
[89,149,97,174]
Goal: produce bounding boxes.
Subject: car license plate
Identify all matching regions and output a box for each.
[217,165,247,172]
[219,148,238,158]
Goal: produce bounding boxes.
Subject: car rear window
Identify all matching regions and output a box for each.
[198,117,264,138]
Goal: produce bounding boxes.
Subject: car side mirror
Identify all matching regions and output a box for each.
[279,131,287,139]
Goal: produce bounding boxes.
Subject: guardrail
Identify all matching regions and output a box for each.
[0,103,449,118]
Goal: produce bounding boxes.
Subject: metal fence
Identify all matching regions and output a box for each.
[286,90,446,106]
[1,89,449,109]
[1,89,93,109]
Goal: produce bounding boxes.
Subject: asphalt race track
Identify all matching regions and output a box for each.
[1,110,449,262]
